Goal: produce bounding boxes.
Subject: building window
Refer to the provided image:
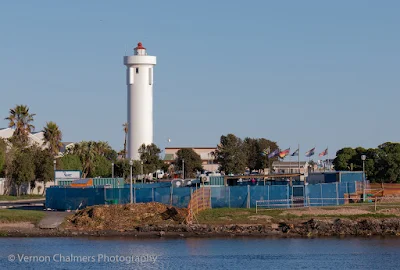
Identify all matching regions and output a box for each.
[136,68,139,74]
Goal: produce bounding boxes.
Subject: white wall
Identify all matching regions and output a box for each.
[0,178,5,195]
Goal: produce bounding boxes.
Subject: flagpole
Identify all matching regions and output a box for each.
[298,144,300,174]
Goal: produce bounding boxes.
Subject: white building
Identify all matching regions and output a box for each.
[0,127,46,149]
[271,161,309,174]
[124,42,157,160]
[0,128,73,157]
[164,147,219,172]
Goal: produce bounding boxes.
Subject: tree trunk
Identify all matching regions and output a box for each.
[123,134,127,159]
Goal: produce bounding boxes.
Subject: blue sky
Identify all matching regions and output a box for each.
[0,1,399,160]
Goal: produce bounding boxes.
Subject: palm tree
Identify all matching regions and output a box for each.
[43,121,63,156]
[69,141,96,178]
[93,141,112,156]
[5,105,36,145]
[123,122,128,159]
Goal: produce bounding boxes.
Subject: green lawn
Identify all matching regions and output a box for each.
[0,209,45,224]
[0,195,44,201]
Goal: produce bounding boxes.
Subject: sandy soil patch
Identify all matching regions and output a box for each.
[281,208,372,216]
[248,215,272,221]
[218,217,233,221]
[377,208,400,216]
[0,222,35,229]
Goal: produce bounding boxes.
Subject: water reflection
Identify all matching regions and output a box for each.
[0,237,400,269]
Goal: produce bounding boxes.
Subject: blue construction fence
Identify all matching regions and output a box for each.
[45,182,357,211]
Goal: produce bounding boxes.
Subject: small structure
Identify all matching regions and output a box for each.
[271,161,309,174]
[164,147,218,172]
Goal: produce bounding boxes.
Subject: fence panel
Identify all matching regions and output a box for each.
[211,186,230,208]
[321,183,338,206]
[154,187,172,205]
[136,188,153,203]
[171,187,191,208]
[229,186,248,208]
[250,186,268,208]
[306,184,322,207]
[269,185,290,208]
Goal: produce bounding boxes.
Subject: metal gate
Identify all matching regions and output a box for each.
[292,185,305,207]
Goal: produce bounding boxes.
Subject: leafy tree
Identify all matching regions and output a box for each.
[333,147,357,171]
[114,159,141,181]
[90,155,112,177]
[43,121,63,156]
[376,142,400,183]
[9,149,35,196]
[5,105,35,146]
[58,154,83,171]
[138,143,163,175]
[66,141,117,178]
[175,148,203,178]
[214,134,246,175]
[333,143,400,183]
[243,138,258,171]
[31,146,53,193]
[243,137,279,171]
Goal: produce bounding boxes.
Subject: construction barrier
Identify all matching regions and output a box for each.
[46,182,358,211]
[186,187,211,224]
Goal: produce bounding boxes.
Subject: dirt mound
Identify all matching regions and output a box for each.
[66,202,188,231]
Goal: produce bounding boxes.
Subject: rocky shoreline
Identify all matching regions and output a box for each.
[2,218,400,238]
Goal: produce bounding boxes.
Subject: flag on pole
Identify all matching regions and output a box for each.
[319,148,328,157]
[261,147,271,156]
[279,148,290,158]
[268,149,279,159]
[305,147,315,157]
[291,149,299,156]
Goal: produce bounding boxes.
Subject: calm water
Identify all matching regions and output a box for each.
[1,237,400,269]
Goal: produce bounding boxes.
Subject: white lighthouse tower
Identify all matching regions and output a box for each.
[124,42,157,160]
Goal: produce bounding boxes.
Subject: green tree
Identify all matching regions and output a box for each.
[243,138,258,171]
[138,143,163,175]
[214,134,246,175]
[66,141,117,178]
[175,148,203,178]
[68,141,96,177]
[114,159,141,181]
[90,155,112,177]
[333,147,357,171]
[43,121,63,156]
[31,146,53,194]
[243,137,279,171]
[257,138,279,170]
[5,105,35,146]
[377,142,400,183]
[9,149,35,196]
[58,154,83,171]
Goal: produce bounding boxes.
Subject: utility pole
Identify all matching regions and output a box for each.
[129,159,133,204]
[361,155,366,202]
[182,159,185,179]
[140,161,143,184]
